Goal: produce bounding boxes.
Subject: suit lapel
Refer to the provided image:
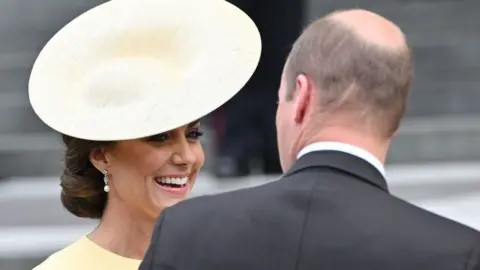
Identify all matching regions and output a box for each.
[284,151,389,192]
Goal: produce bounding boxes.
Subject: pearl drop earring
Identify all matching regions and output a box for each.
[102,169,110,192]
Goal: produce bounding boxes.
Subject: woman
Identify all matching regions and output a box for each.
[29,0,261,269]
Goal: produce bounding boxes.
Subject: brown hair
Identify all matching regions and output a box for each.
[284,15,412,137]
[60,134,114,219]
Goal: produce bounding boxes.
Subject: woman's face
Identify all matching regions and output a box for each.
[101,121,205,220]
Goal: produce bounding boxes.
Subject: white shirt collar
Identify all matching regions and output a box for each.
[296,141,385,177]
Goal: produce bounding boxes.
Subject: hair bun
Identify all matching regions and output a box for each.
[60,169,106,219]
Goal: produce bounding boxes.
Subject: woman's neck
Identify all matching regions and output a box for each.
[88,202,156,260]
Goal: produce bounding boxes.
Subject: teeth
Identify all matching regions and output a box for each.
[156,177,188,186]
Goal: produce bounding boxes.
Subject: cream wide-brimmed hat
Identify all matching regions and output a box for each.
[28,0,261,141]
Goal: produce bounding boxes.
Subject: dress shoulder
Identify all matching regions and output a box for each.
[31,236,89,270]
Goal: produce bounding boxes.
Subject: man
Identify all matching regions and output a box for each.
[140,9,480,270]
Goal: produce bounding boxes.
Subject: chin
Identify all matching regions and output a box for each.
[154,196,187,211]
[163,198,185,208]
[148,175,195,212]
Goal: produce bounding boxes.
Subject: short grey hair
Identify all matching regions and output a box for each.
[283,16,412,137]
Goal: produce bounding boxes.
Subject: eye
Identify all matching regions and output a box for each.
[187,130,204,140]
[148,132,169,143]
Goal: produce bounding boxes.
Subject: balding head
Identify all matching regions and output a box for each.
[328,9,406,50]
[283,9,412,137]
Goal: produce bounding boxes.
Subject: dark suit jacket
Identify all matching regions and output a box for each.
[140,151,480,270]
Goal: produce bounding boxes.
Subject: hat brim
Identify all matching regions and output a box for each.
[28,0,261,141]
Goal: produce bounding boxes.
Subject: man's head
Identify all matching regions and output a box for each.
[276,9,413,171]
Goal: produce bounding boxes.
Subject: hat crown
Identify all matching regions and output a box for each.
[29,0,262,141]
[78,58,171,109]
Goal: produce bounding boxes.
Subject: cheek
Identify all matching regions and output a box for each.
[276,104,283,130]
[276,106,288,135]
[191,143,205,172]
[276,105,296,151]
[116,149,169,178]
[112,147,172,214]
[109,147,170,201]
[139,150,171,173]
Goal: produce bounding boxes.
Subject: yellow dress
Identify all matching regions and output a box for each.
[32,236,142,270]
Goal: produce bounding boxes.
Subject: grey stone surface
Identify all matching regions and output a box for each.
[0,258,43,270]
[1,171,480,268]
[308,0,480,117]
[2,1,480,269]
[0,0,479,178]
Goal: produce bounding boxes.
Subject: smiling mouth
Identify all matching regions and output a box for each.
[154,177,188,188]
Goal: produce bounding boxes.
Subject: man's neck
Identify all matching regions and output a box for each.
[88,201,155,260]
[295,127,389,164]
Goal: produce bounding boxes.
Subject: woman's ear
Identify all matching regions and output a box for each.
[89,148,109,172]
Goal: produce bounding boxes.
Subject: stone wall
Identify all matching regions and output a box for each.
[0,0,479,176]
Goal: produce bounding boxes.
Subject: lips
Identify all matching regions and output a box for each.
[154,176,190,196]
[155,177,188,187]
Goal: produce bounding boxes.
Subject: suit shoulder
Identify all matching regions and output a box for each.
[378,193,480,248]
[163,178,287,222]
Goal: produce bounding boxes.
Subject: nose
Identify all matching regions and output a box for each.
[171,138,196,166]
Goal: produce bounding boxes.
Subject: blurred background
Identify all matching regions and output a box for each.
[1,0,480,269]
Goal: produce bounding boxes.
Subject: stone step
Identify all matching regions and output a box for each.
[0,149,63,177]
[413,44,480,70]
[0,258,41,270]
[389,115,480,164]
[0,105,51,133]
[0,0,104,33]
[0,133,63,177]
[307,1,480,47]
[0,127,217,178]
[1,115,478,177]
[406,85,480,117]
[0,54,36,72]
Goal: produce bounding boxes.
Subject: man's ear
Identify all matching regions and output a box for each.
[294,74,312,124]
[89,148,109,172]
